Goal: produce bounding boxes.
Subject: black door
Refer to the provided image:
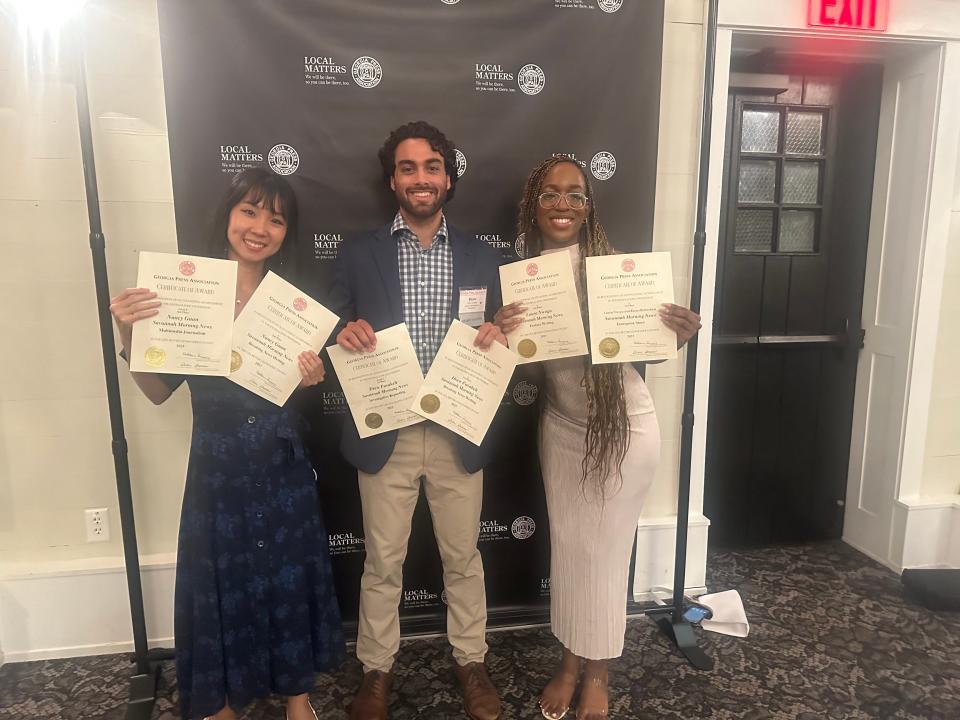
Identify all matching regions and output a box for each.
[704,60,882,547]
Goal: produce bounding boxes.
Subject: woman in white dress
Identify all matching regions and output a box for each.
[496,157,701,719]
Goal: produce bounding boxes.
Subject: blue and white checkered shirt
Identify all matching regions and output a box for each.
[393,211,454,373]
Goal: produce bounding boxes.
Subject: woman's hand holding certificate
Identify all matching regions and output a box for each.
[327,323,425,438]
[130,251,237,375]
[498,248,588,363]
[228,271,339,406]
[585,251,678,364]
[410,320,517,446]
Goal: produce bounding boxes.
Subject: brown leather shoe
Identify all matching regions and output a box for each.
[349,670,393,720]
[453,661,501,720]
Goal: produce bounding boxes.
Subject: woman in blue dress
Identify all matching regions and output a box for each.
[110,168,344,720]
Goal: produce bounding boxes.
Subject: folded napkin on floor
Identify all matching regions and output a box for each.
[697,589,749,637]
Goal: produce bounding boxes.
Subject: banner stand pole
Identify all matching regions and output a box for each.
[71,24,174,719]
[645,0,719,671]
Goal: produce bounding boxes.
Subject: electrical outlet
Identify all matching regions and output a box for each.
[85,508,110,543]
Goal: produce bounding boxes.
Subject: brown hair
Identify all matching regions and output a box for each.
[516,156,628,498]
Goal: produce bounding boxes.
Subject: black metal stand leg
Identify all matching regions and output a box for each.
[647,0,719,672]
[648,610,714,670]
[125,664,162,720]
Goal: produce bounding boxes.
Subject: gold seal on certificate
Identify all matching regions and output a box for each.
[144,347,167,368]
[130,251,237,375]
[499,248,588,364]
[327,323,426,439]
[420,394,441,414]
[517,339,537,358]
[598,337,620,359]
[586,251,678,364]
[228,272,340,406]
[411,320,518,446]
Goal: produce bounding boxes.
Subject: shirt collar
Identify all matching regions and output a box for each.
[391,211,448,244]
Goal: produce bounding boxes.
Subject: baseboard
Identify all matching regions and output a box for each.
[0,514,712,665]
[0,554,177,666]
[892,495,960,570]
[632,514,711,598]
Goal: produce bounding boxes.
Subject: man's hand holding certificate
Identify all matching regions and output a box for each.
[586,251,678,364]
[327,323,425,438]
[130,251,237,375]
[411,320,517,446]
[229,271,339,406]
[499,248,588,364]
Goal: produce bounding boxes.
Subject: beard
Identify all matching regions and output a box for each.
[396,184,447,220]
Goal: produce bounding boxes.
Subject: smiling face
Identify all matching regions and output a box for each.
[535,161,589,248]
[390,137,451,221]
[225,192,288,265]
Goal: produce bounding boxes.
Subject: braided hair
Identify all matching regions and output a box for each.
[516,157,629,499]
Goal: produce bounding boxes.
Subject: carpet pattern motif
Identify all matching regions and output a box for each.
[1,542,958,719]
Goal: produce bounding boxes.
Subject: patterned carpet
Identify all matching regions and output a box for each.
[2,541,959,719]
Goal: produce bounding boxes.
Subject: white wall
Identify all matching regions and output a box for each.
[920,147,960,498]
[0,0,188,661]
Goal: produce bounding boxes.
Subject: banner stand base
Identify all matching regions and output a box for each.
[124,663,161,720]
[647,610,714,671]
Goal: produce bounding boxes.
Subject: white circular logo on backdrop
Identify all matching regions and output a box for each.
[590,151,617,181]
[455,149,467,177]
[441,0,461,4]
[597,0,624,12]
[512,516,536,540]
[352,56,383,89]
[268,143,300,175]
[515,233,526,258]
[517,64,546,95]
[512,381,539,406]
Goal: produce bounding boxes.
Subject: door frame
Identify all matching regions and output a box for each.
[692,28,960,571]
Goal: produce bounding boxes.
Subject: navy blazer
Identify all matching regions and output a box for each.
[326,222,505,475]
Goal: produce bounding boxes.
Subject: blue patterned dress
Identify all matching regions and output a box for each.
[169,375,344,719]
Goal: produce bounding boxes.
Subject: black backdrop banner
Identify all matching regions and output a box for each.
[156,0,664,632]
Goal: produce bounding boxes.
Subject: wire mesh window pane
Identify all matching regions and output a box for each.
[782,161,819,204]
[785,111,823,155]
[738,159,777,204]
[741,110,780,153]
[735,209,774,253]
[779,210,817,252]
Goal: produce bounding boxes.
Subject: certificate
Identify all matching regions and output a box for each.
[326,323,425,438]
[499,249,588,364]
[130,251,237,375]
[229,271,339,406]
[410,319,518,446]
[585,252,678,364]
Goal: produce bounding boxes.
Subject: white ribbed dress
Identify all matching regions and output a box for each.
[538,245,661,660]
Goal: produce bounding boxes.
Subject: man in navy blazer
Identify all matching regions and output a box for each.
[327,121,505,720]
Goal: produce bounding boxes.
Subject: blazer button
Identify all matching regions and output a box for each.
[247,416,256,424]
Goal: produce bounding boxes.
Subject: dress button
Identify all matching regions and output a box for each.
[256,511,263,519]
[247,416,256,424]
[420,281,425,287]
[255,480,262,487]
[257,540,264,548]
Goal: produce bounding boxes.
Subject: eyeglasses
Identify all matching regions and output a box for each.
[538,191,589,210]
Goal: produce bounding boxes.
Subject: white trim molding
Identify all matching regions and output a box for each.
[889,495,960,571]
[0,555,176,664]
[633,514,711,600]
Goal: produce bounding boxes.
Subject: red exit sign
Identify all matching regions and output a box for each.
[808,0,889,31]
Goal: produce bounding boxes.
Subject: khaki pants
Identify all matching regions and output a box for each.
[356,424,488,673]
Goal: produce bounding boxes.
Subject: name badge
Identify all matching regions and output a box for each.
[458,286,487,328]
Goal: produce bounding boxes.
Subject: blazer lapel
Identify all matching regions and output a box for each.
[371,225,404,325]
